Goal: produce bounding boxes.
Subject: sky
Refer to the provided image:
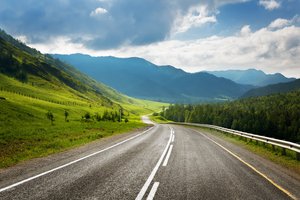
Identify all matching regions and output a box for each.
[0,0,299,77]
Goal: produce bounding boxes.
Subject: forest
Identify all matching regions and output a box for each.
[162,90,300,143]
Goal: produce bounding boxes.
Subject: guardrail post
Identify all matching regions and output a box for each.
[281,148,286,156]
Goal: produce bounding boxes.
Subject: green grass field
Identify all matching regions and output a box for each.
[0,74,167,168]
[0,32,169,169]
[149,113,170,123]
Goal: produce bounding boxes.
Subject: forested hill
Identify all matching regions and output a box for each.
[241,79,300,98]
[0,29,140,105]
[162,90,300,143]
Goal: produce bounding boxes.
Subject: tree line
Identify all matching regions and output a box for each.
[162,91,300,143]
[46,109,129,124]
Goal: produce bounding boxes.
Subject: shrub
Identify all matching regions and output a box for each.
[84,112,91,120]
[46,111,54,125]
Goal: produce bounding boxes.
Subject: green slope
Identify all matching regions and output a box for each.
[0,29,167,168]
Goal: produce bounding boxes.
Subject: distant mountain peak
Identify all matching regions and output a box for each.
[242,79,300,98]
[206,69,295,87]
[53,54,254,103]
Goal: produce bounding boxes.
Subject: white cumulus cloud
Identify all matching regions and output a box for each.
[90,7,108,17]
[259,0,280,10]
[268,18,290,29]
[172,5,217,34]
[28,23,300,78]
[90,23,300,78]
[240,25,251,36]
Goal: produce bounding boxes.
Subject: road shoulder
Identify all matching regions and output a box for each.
[184,125,300,199]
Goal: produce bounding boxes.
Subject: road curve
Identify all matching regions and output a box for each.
[0,121,299,199]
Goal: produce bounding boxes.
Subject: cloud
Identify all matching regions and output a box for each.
[259,0,280,10]
[172,5,217,34]
[268,15,300,30]
[29,17,300,78]
[28,36,87,54]
[0,0,249,50]
[240,25,251,36]
[268,18,290,29]
[90,7,107,17]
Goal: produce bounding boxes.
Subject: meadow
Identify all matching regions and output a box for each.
[0,74,167,168]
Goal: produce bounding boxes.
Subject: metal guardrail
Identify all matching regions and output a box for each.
[171,122,300,159]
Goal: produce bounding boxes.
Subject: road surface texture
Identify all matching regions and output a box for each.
[0,118,299,199]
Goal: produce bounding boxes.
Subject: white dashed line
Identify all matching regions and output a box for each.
[146,182,160,200]
[135,129,172,200]
[162,144,173,167]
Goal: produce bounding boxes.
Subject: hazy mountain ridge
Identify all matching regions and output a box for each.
[53,54,253,103]
[206,69,295,86]
[241,79,300,98]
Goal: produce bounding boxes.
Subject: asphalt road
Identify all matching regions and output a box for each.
[0,118,299,199]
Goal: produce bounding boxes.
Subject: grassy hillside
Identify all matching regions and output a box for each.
[0,30,167,168]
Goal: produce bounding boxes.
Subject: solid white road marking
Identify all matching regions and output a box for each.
[0,126,156,193]
[169,127,174,135]
[169,134,173,143]
[135,130,172,200]
[146,182,160,200]
[162,145,173,167]
[171,134,175,143]
[196,130,297,200]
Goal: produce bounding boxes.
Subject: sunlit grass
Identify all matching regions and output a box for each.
[149,114,170,123]
[0,90,149,168]
[0,74,167,168]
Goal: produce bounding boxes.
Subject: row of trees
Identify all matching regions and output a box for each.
[46,110,129,124]
[162,91,300,143]
[83,110,124,122]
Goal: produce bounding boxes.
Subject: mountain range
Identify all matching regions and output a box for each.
[1,27,297,105]
[206,69,295,86]
[241,79,300,98]
[53,54,255,103]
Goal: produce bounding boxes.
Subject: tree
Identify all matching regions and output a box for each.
[94,113,102,121]
[46,111,54,125]
[64,110,69,122]
[84,112,91,120]
[162,90,300,143]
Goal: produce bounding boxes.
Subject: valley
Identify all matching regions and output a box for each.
[0,30,167,168]
[1,1,300,199]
